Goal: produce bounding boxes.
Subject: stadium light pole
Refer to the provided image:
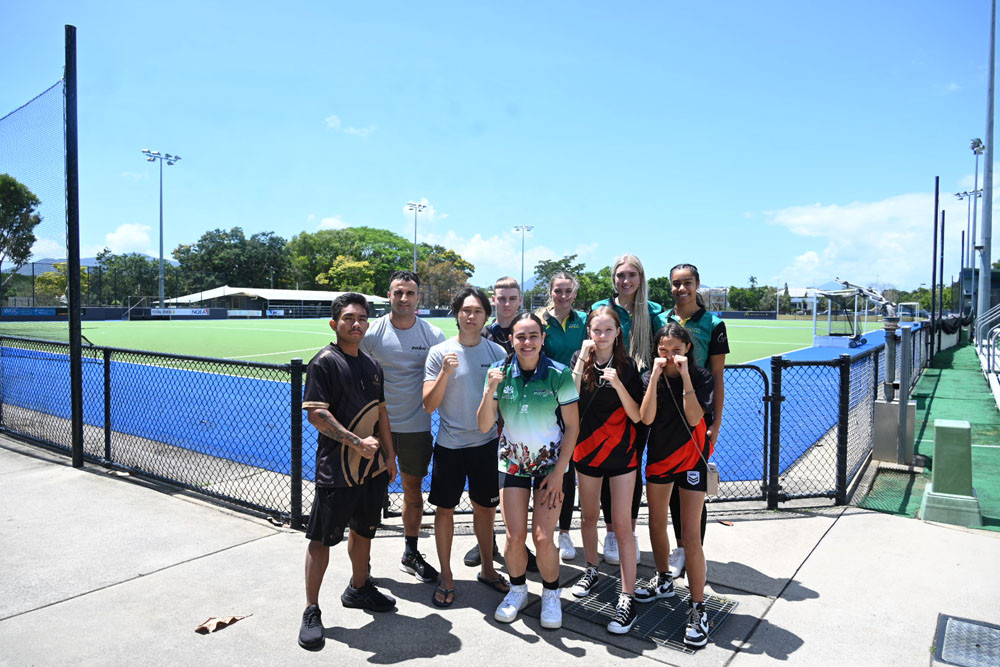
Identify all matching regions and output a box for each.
[978,0,996,323]
[406,201,426,273]
[970,138,985,316]
[141,149,181,307]
[513,225,534,309]
[956,188,982,313]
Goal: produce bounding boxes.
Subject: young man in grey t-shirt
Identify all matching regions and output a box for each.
[362,271,445,584]
[423,286,507,607]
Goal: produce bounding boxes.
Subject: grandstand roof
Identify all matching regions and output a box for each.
[167,285,389,304]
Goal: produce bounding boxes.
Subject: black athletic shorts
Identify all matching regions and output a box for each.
[498,471,547,490]
[393,431,433,478]
[576,462,636,479]
[646,458,708,493]
[429,439,500,509]
[305,472,389,546]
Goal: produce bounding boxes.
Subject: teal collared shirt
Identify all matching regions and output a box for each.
[541,309,587,366]
[663,306,728,367]
[591,298,665,348]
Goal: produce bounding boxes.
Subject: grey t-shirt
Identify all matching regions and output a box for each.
[362,315,445,433]
[424,337,506,449]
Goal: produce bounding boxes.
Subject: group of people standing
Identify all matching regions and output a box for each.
[297,255,729,652]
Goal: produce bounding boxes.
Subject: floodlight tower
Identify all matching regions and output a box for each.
[970,138,985,316]
[406,201,426,273]
[513,225,534,309]
[141,149,181,307]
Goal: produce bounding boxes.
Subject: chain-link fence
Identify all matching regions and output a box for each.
[2,327,929,521]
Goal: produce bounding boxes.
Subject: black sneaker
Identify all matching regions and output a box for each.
[400,551,439,583]
[526,547,539,572]
[464,539,501,567]
[570,565,599,598]
[684,601,709,648]
[341,578,396,612]
[607,594,637,634]
[298,604,324,650]
[634,572,675,603]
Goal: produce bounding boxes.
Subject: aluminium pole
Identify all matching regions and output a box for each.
[980,0,996,319]
[412,208,417,273]
[65,24,84,468]
[961,230,966,313]
[972,154,981,316]
[158,157,164,307]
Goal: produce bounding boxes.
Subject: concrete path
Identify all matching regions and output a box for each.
[2,435,998,666]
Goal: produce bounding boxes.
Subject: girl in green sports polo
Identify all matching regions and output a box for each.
[538,271,588,563]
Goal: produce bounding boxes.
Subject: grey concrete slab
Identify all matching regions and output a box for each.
[731,507,1000,666]
[0,442,278,620]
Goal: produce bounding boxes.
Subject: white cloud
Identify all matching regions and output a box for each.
[121,171,147,182]
[104,223,153,254]
[325,114,375,138]
[420,228,560,286]
[30,237,66,260]
[764,193,968,288]
[319,215,349,230]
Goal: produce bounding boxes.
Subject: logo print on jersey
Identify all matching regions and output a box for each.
[687,471,700,486]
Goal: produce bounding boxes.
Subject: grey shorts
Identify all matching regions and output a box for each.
[393,431,433,477]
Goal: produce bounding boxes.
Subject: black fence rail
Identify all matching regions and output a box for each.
[0,330,927,524]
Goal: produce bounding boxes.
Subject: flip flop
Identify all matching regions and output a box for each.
[432,585,455,608]
[476,573,510,593]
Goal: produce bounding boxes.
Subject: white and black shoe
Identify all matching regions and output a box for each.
[570,565,599,598]
[606,594,637,634]
[634,572,675,603]
[684,601,709,648]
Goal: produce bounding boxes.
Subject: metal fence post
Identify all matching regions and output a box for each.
[103,348,111,462]
[835,354,851,505]
[872,348,881,400]
[290,358,303,529]
[767,356,784,509]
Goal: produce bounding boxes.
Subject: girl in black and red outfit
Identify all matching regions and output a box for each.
[567,306,643,634]
[636,323,714,649]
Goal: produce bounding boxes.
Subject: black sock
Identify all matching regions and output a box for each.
[404,535,418,555]
[542,578,559,591]
[510,573,526,586]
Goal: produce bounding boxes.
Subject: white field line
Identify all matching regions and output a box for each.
[225,347,322,360]
[744,344,815,366]
[93,325,331,336]
[917,438,998,449]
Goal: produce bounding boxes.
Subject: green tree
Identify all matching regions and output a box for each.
[647,276,675,309]
[316,255,375,293]
[173,227,290,293]
[417,257,470,308]
[0,174,42,287]
[32,262,90,306]
[780,283,792,314]
[576,266,612,309]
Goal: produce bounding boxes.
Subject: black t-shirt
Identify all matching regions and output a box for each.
[570,352,644,470]
[642,365,714,480]
[303,343,386,488]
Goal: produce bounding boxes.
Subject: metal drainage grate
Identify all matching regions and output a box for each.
[934,614,1000,667]
[564,563,737,654]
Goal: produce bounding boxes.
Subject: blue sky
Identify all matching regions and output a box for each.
[1,1,995,290]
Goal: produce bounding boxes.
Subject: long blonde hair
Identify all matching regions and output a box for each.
[612,254,652,370]
[535,271,579,318]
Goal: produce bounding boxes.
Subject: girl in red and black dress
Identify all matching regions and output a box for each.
[636,323,714,649]
[567,306,643,634]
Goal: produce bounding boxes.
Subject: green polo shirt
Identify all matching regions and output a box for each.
[590,298,665,348]
[541,309,587,366]
[662,306,729,367]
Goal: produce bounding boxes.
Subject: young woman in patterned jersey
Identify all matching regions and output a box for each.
[567,306,644,634]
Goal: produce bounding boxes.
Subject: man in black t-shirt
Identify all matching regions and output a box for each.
[298,293,398,651]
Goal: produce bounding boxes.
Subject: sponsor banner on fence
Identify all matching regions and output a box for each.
[152,308,209,317]
[2,307,57,316]
[266,309,285,316]
[228,309,263,317]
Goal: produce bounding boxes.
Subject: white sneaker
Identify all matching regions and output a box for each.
[603,532,619,565]
[684,601,709,648]
[558,532,576,562]
[540,588,562,629]
[634,533,641,564]
[494,584,528,623]
[669,547,686,580]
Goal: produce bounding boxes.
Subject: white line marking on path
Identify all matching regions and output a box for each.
[225,347,322,360]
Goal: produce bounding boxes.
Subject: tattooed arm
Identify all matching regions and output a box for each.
[307,408,380,458]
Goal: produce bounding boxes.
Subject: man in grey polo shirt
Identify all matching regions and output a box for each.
[362,270,445,583]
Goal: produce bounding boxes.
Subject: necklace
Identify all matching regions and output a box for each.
[593,358,611,387]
